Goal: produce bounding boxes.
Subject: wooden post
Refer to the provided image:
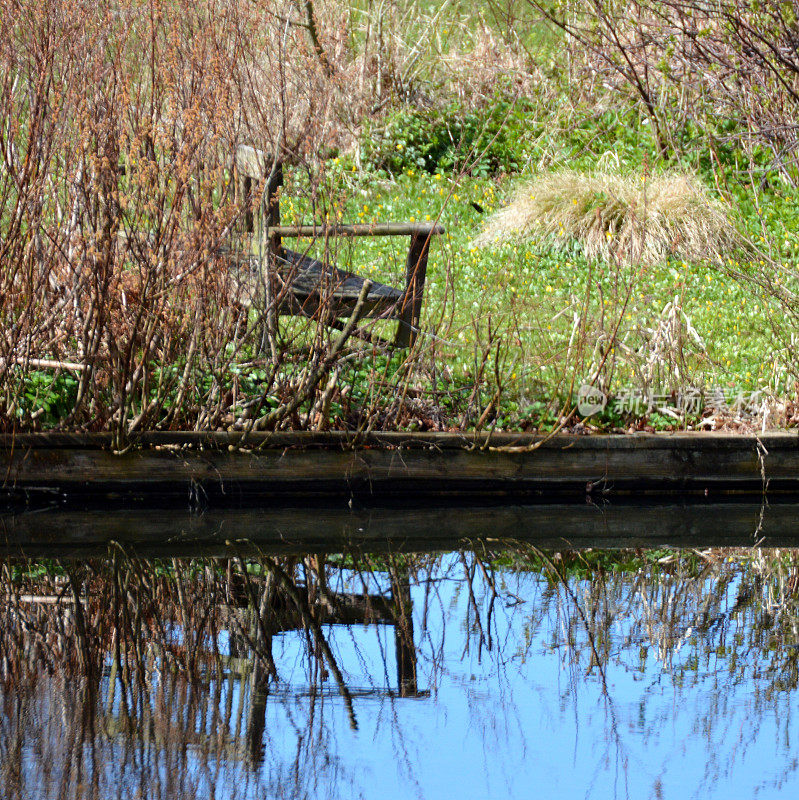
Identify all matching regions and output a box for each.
[241,175,254,234]
[395,231,431,348]
[265,161,283,259]
[246,682,268,765]
[235,145,282,247]
[259,160,283,358]
[391,567,418,697]
[246,575,274,766]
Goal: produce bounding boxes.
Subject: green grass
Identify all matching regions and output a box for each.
[7,85,798,433]
[13,171,795,433]
[279,140,797,430]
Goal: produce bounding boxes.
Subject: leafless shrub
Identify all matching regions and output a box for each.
[526,0,799,173]
[0,0,464,441]
[522,0,799,385]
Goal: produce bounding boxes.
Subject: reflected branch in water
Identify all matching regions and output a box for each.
[2,542,799,798]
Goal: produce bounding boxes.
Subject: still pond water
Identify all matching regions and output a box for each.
[2,505,799,799]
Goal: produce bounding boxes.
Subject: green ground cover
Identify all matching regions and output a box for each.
[14,115,798,433]
[271,104,799,431]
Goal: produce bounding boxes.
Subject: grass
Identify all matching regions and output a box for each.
[282,158,796,431]
[10,152,796,434]
[283,93,796,430]
[471,169,743,266]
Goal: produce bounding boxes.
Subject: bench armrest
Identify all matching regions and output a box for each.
[266,222,444,238]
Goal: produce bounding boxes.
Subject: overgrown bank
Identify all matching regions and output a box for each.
[2,0,798,445]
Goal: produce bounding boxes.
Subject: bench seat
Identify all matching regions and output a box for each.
[232,245,405,319]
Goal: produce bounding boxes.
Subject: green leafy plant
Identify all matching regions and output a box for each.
[360,96,534,177]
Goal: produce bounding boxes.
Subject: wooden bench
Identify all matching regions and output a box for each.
[233,146,444,348]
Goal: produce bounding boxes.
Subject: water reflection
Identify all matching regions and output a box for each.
[2,535,799,798]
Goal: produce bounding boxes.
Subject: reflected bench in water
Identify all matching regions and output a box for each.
[4,505,799,799]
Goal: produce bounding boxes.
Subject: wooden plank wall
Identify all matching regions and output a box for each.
[2,431,797,506]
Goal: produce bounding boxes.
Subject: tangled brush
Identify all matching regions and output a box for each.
[473,169,743,264]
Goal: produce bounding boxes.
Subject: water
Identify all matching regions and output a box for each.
[2,504,799,799]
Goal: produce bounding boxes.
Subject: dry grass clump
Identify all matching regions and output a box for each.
[473,169,742,264]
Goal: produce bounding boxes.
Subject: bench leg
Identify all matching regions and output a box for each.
[394,231,430,348]
[240,175,254,234]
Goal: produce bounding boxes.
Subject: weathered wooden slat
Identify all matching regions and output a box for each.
[0,445,780,491]
[277,247,402,306]
[230,246,404,317]
[1,432,798,507]
[267,223,444,238]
